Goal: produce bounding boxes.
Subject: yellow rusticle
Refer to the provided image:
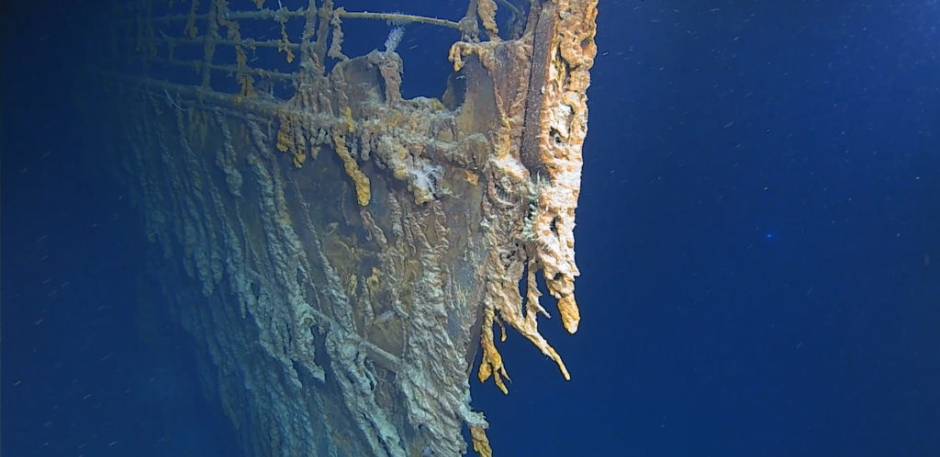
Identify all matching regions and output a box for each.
[529,0,599,337]
[477,0,500,41]
[332,132,371,206]
[275,114,308,168]
[470,426,493,457]
[478,306,510,395]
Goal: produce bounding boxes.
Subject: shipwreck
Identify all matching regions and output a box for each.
[102,0,598,455]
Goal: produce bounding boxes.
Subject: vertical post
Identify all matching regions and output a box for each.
[520,0,556,172]
[460,0,481,41]
[201,0,220,89]
[299,0,319,70]
[312,0,333,72]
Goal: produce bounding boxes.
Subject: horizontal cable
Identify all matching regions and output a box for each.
[147,7,307,23]
[150,56,298,81]
[337,10,461,30]
[158,36,302,51]
[139,8,461,31]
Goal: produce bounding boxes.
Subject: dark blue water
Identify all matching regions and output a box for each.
[4,1,940,456]
[2,2,241,455]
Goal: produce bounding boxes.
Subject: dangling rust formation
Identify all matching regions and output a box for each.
[103,0,597,455]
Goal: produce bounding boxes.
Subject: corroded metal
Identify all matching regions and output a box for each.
[104,0,598,455]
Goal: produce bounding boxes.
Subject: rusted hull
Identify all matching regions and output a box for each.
[104,0,598,455]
